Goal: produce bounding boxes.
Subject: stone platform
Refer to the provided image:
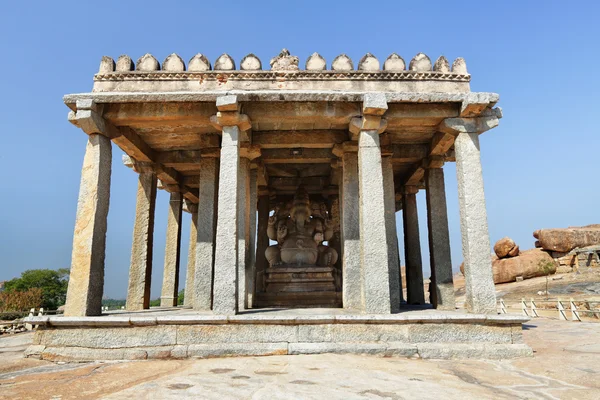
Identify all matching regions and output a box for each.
[258,265,342,308]
[24,308,531,361]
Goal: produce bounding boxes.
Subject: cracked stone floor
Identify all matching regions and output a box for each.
[0,318,598,399]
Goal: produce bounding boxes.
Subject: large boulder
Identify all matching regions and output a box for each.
[534,225,600,252]
[493,237,519,259]
[492,248,556,284]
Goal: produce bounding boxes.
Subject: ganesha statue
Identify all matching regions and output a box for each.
[265,186,338,268]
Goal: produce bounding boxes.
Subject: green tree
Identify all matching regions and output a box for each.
[4,268,69,310]
[178,290,185,306]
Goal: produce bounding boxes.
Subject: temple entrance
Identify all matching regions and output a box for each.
[254,182,343,308]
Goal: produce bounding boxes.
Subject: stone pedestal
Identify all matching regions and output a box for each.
[341,151,362,310]
[455,132,497,313]
[193,158,218,311]
[184,210,198,307]
[213,126,241,315]
[425,167,455,310]
[64,134,112,317]
[160,192,183,307]
[402,188,425,305]
[126,171,157,311]
[358,130,393,314]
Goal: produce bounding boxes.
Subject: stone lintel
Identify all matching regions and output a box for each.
[65,92,500,110]
[439,110,502,135]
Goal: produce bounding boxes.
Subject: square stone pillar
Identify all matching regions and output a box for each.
[193,158,219,311]
[160,192,183,307]
[455,132,497,313]
[358,130,393,314]
[341,151,363,311]
[402,187,425,305]
[425,165,455,310]
[254,194,270,294]
[237,157,251,311]
[247,169,258,308]
[213,126,241,315]
[382,156,403,308]
[64,134,112,317]
[184,205,198,307]
[126,171,157,311]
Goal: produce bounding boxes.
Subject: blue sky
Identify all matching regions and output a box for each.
[0,1,598,299]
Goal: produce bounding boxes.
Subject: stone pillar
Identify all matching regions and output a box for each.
[358,130,393,313]
[237,157,251,311]
[183,203,198,307]
[193,158,219,311]
[213,126,241,315]
[255,194,270,294]
[126,171,157,311]
[382,156,403,307]
[64,134,112,317]
[440,115,500,314]
[425,164,455,310]
[402,186,425,305]
[247,169,258,308]
[341,151,363,311]
[455,132,497,313]
[160,192,183,307]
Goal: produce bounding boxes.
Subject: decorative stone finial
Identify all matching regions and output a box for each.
[433,56,450,72]
[214,53,235,70]
[331,54,353,71]
[98,56,115,73]
[270,49,299,71]
[241,53,262,70]
[358,53,380,71]
[409,53,431,71]
[452,57,468,74]
[188,54,211,71]
[383,53,405,71]
[115,55,134,72]
[136,54,160,71]
[305,52,326,71]
[162,53,185,71]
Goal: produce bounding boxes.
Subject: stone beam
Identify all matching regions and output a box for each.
[102,102,216,126]
[65,92,500,110]
[260,148,334,164]
[252,130,348,149]
[111,127,155,163]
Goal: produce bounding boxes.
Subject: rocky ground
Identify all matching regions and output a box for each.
[455,265,600,303]
[0,317,598,399]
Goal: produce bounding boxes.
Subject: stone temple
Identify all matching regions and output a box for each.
[26,49,531,360]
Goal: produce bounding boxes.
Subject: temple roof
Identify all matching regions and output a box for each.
[91,49,472,94]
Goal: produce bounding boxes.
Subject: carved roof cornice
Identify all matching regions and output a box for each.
[94,70,470,83]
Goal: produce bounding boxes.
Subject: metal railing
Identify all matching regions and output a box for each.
[498,298,600,321]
